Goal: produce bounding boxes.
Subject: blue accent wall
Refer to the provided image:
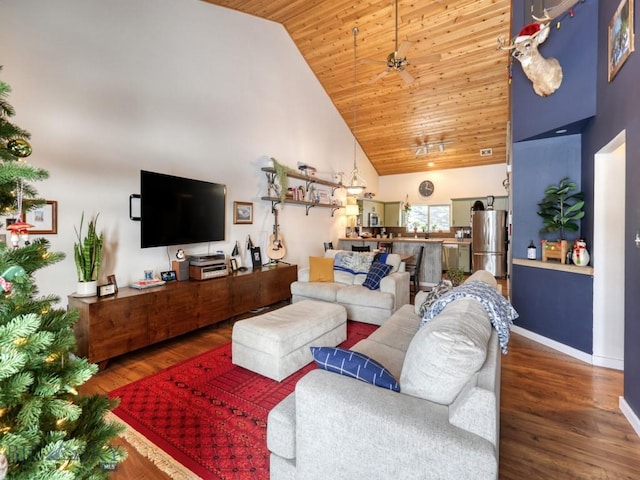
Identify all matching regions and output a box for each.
[511,0,598,142]
[512,264,593,353]
[512,135,582,259]
[585,0,640,418]
[510,0,640,421]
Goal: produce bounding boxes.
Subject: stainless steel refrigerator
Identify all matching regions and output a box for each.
[472,210,507,277]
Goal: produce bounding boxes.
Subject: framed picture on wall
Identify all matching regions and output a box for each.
[608,0,635,82]
[22,200,58,234]
[233,201,253,224]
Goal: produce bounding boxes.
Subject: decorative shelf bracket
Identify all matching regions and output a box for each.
[267,198,282,212]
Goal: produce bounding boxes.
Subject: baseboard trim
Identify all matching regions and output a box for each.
[620,397,640,439]
[592,354,624,371]
[511,326,593,365]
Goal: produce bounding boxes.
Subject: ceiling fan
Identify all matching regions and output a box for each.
[362,0,441,84]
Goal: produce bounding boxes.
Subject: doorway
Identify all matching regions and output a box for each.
[593,130,625,370]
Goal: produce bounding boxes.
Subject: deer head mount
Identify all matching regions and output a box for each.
[499,19,562,97]
[498,0,582,97]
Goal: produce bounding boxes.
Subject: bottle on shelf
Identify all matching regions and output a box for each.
[527,240,537,260]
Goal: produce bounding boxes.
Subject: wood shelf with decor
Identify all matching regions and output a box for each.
[68,263,297,369]
[261,166,344,216]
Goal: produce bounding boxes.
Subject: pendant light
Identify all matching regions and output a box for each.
[346,27,367,196]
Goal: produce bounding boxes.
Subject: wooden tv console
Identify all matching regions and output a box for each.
[68,263,297,368]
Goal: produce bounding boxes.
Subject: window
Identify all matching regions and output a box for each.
[406,204,450,232]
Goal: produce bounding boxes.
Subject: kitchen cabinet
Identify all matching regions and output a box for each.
[451,199,473,227]
[442,241,471,273]
[458,243,471,273]
[358,200,385,227]
[451,196,509,227]
[384,202,403,227]
[493,196,509,211]
[442,244,459,271]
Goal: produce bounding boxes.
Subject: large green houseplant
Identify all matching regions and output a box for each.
[537,176,585,239]
[536,177,584,262]
[74,212,104,295]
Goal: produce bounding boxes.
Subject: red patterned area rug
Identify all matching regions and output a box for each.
[108,321,376,480]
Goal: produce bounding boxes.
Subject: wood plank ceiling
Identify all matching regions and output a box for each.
[202,0,512,175]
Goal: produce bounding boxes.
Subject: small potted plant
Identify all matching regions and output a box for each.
[536,177,584,262]
[270,157,297,203]
[74,212,104,296]
[446,268,465,287]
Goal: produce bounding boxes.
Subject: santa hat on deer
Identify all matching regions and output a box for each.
[515,22,550,44]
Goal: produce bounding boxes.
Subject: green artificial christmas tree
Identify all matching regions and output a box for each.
[0,67,126,479]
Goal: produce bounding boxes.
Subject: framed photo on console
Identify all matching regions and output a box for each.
[107,274,118,293]
[250,247,262,269]
[229,258,238,272]
[97,283,116,298]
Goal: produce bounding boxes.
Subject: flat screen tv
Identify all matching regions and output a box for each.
[140,170,226,248]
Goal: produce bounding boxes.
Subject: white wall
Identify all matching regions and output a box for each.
[0,0,378,304]
[593,132,625,370]
[378,164,508,205]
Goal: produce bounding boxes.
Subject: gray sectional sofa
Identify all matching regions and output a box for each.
[290,249,410,325]
[268,270,505,480]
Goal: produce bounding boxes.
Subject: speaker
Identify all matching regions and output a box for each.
[172,260,190,281]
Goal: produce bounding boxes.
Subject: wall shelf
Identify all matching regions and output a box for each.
[260,196,343,216]
[261,167,344,216]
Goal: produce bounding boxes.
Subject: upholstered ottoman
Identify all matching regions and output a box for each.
[232,300,347,381]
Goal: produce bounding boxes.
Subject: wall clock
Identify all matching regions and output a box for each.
[419,180,435,197]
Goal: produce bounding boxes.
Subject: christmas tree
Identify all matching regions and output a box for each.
[0,67,126,479]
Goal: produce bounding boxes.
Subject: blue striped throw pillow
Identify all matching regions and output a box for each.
[310,346,400,392]
[362,261,392,290]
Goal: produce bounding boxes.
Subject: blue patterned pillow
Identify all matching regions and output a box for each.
[310,346,400,391]
[362,261,392,290]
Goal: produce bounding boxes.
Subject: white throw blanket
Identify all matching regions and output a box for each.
[422,281,518,353]
[333,251,376,277]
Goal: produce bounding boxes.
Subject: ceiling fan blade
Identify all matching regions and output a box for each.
[396,40,412,58]
[368,69,390,84]
[359,57,387,65]
[410,53,442,64]
[398,68,415,84]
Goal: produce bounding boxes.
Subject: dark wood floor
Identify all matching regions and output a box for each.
[81,302,640,479]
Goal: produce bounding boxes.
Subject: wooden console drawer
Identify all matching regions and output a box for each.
[68,263,297,367]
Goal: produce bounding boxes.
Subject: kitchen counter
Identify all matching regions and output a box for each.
[339,237,443,243]
[442,239,472,246]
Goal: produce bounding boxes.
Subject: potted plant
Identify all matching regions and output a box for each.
[536,177,584,262]
[74,212,104,295]
[270,157,296,203]
[446,268,465,287]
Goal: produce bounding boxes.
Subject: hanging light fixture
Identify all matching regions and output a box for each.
[414,140,452,157]
[346,27,366,196]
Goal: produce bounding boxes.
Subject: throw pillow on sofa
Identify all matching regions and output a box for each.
[401,297,491,405]
[310,346,400,391]
[362,261,392,290]
[309,256,334,282]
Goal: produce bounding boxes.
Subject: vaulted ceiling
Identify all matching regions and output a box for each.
[202,0,512,175]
